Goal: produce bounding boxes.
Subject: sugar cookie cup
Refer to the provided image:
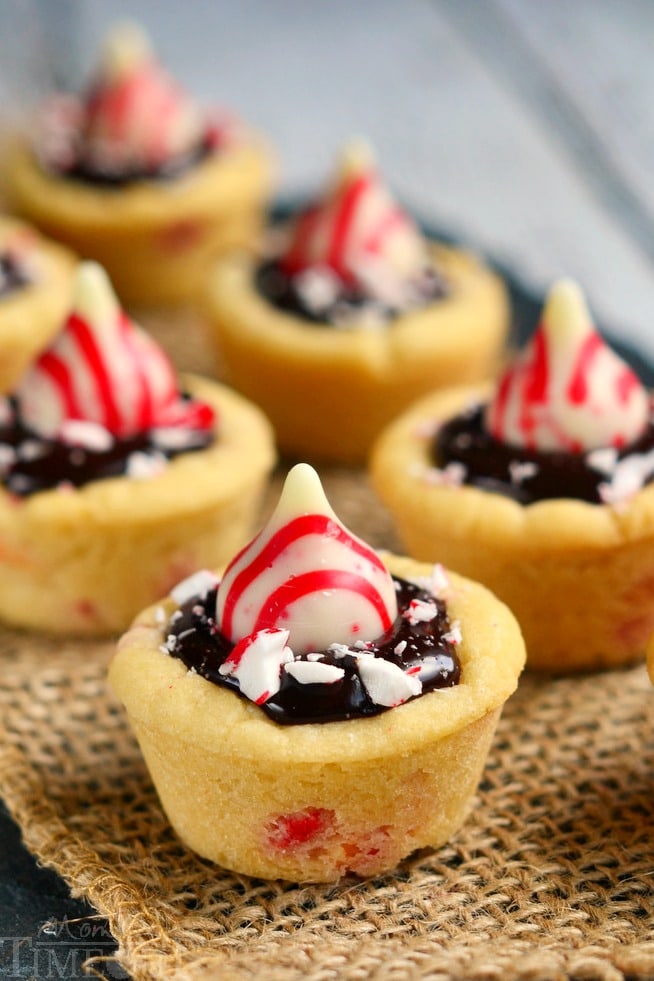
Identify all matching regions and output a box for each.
[5,138,274,307]
[0,216,75,392]
[204,242,509,465]
[370,384,654,673]
[109,553,525,882]
[0,376,275,636]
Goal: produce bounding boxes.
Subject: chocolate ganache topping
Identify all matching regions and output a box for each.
[167,575,460,725]
[435,403,654,505]
[256,258,446,328]
[0,397,212,497]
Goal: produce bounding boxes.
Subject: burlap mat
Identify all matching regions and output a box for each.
[0,308,652,981]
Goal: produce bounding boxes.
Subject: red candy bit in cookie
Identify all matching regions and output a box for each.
[485,279,649,452]
[15,262,214,439]
[265,807,335,852]
[216,463,398,656]
[279,139,428,306]
[80,22,207,173]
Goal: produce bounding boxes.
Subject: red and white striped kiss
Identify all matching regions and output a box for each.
[15,262,214,439]
[280,140,427,294]
[82,22,205,172]
[485,279,649,453]
[216,463,398,656]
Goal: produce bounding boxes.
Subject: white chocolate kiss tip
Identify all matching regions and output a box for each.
[215,463,399,656]
[484,277,650,453]
[542,277,591,338]
[335,136,376,180]
[99,21,153,80]
[74,261,121,326]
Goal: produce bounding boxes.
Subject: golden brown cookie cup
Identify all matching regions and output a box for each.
[5,138,274,306]
[0,376,275,636]
[109,553,525,883]
[0,217,75,392]
[647,636,654,686]
[203,242,509,465]
[370,384,654,673]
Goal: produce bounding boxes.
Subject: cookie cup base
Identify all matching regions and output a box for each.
[203,243,509,464]
[0,376,275,636]
[371,386,654,673]
[6,139,274,306]
[109,555,525,882]
[0,217,76,392]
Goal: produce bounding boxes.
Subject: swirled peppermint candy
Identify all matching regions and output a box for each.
[279,140,429,308]
[484,279,649,452]
[216,463,398,658]
[79,22,206,175]
[15,262,214,439]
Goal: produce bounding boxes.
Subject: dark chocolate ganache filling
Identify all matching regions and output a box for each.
[434,403,654,504]
[0,397,214,497]
[0,252,32,298]
[167,576,461,725]
[52,133,215,187]
[256,258,449,327]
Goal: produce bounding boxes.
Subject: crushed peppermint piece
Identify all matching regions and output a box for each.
[328,643,350,658]
[126,450,168,479]
[403,598,438,625]
[165,633,177,652]
[170,569,219,606]
[443,620,463,646]
[394,639,408,655]
[58,419,114,451]
[508,460,538,484]
[355,651,422,707]
[414,563,451,600]
[306,652,324,662]
[17,440,46,462]
[586,447,619,476]
[294,266,341,314]
[598,448,654,505]
[219,628,293,704]
[284,660,345,686]
[151,426,206,452]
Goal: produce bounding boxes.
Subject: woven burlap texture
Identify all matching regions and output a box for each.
[0,305,653,981]
[0,464,653,981]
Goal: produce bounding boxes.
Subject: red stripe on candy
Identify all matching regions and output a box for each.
[326,175,371,281]
[281,205,321,275]
[252,568,393,635]
[363,207,408,258]
[36,352,82,419]
[567,333,602,406]
[68,313,122,433]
